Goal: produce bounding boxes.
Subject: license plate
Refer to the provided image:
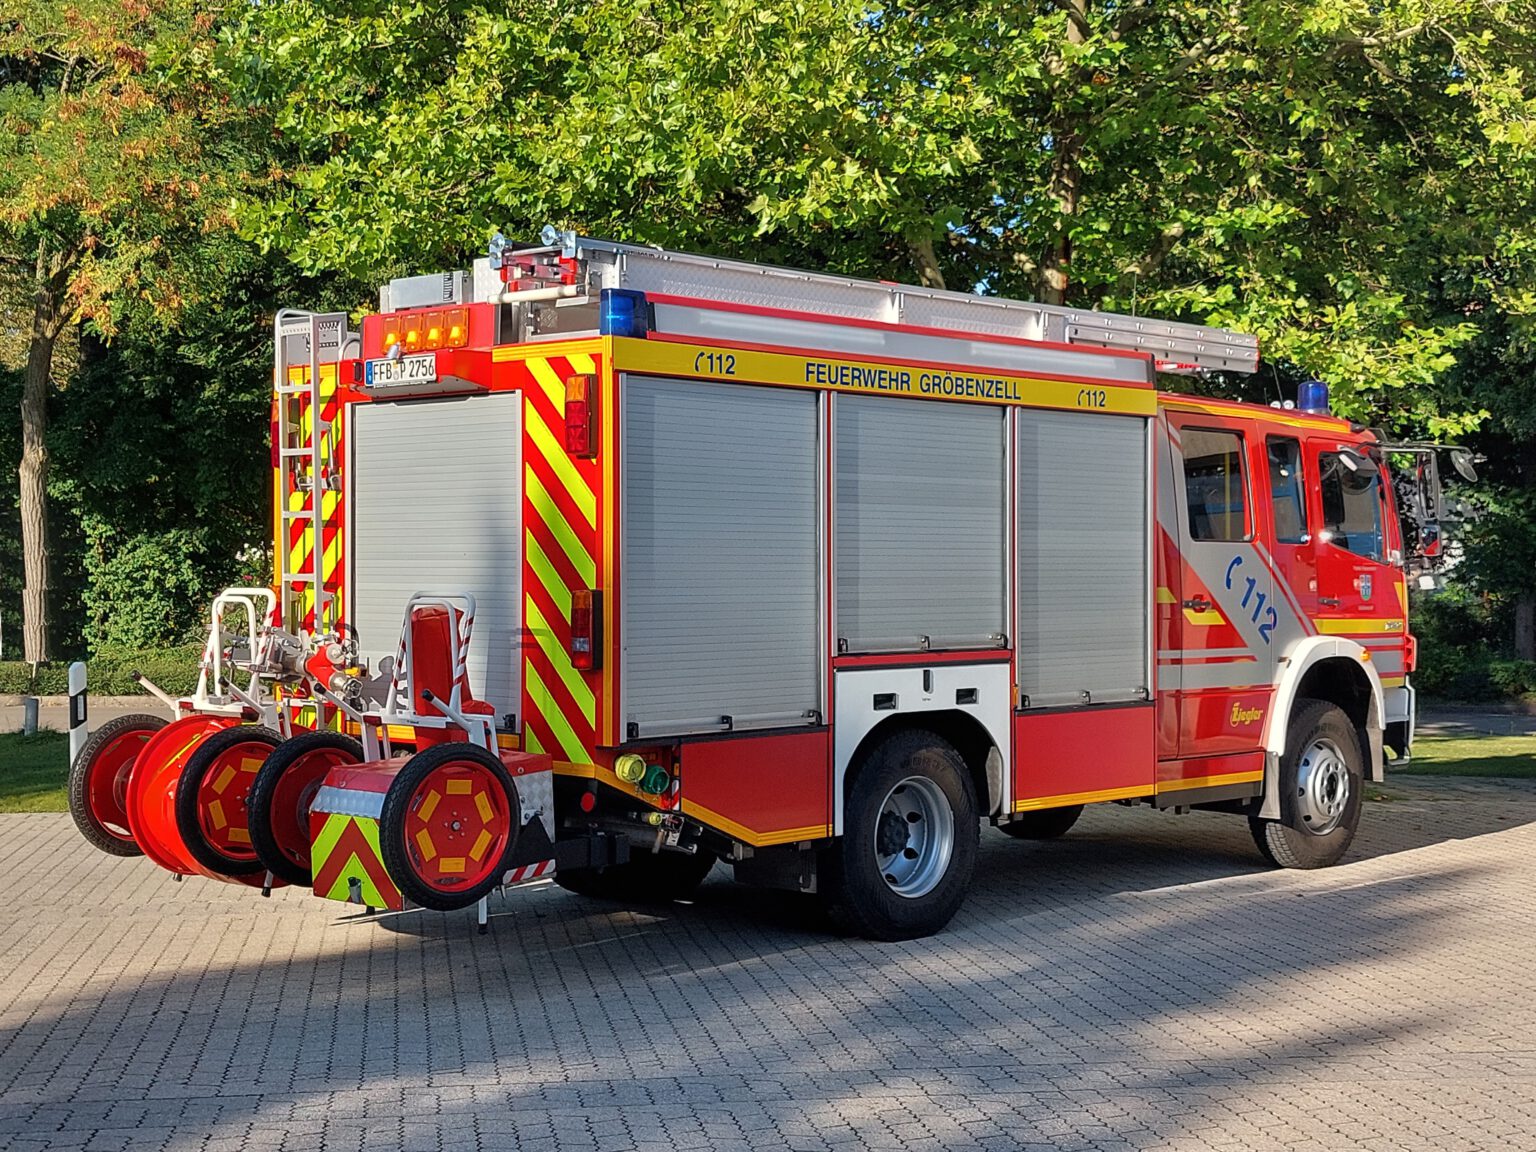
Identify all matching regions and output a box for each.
[364,354,437,389]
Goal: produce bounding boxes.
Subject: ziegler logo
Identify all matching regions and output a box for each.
[1230,702,1264,726]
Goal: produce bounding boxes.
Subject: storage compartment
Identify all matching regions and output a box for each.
[621,376,821,737]
[348,393,523,721]
[835,395,1006,652]
[1017,409,1149,707]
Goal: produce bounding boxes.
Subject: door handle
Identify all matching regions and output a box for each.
[1319,596,1342,608]
[1182,596,1211,611]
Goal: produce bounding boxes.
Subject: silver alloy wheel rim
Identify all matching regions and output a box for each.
[874,775,954,898]
[1296,737,1350,835]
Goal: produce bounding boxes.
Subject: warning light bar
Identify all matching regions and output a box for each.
[383,306,469,354]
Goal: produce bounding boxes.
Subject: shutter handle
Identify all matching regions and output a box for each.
[1181,595,1211,611]
[1320,596,1342,608]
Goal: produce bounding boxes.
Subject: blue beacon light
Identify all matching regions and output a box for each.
[1297,379,1330,415]
[600,289,651,338]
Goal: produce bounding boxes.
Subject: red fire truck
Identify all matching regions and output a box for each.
[68,235,1452,940]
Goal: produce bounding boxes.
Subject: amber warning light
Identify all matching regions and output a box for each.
[383,306,469,354]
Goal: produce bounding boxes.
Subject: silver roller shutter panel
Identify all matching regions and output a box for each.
[349,393,522,720]
[835,396,1006,651]
[622,377,820,736]
[1016,409,1148,706]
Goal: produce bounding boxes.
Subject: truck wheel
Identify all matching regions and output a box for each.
[378,743,520,912]
[174,725,284,876]
[248,731,364,887]
[1251,698,1363,869]
[823,730,978,941]
[999,804,1083,840]
[68,713,168,857]
[556,849,716,903]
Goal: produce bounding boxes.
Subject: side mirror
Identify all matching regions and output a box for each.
[1450,447,1479,483]
[1338,448,1379,477]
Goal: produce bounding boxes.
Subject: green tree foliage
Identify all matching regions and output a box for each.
[0,0,256,658]
[234,0,1536,434]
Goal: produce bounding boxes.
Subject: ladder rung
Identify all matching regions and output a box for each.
[278,448,315,458]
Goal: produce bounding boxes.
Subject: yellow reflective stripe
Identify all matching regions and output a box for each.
[525,465,597,586]
[568,352,597,375]
[525,531,572,622]
[526,600,595,725]
[527,357,566,410]
[1316,617,1406,635]
[525,660,588,763]
[525,404,596,527]
[1155,587,1177,605]
[1157,770,1264,793]
[1015,784,1153,812]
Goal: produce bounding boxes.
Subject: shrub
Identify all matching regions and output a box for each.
[1489,660,1536,698]
[0,646,202,698]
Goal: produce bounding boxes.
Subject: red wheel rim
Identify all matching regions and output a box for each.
[402,759,512,895]
[193,737,275,865]
[125,715,239,879]
[269,747,355,871]
[84,729,156,844]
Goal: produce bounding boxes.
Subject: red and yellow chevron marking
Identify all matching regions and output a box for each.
[517,348,603,768]
[310,811,402,910]
[276,363,345,633]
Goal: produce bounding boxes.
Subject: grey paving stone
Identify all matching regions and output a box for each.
[4,778,1536,1149]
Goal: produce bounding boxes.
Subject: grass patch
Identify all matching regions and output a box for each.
[1397,733,1536,779]
[0,731,70,813]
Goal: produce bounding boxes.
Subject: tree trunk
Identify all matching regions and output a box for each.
[1037,129,1083,307]
[906,227,947,291]
[1516,594,1536,662]
[20,244,67,663]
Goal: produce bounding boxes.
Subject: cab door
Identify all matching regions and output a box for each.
[1263,436,1321,624]
[1306,440,1407,663]
[1164,415,1275,758]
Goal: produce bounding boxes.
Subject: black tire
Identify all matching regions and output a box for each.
[378,742,522,912]
[68,713,168,857]
[175,725,284,876]
[248,730,364,887]
[998,804,1083,840]
[556,848,716,903]
[822,729,979,941]
[1251,698,1364,869]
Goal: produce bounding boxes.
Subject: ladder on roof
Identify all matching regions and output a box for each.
[472,237,1262,376]
[273,310,350,635]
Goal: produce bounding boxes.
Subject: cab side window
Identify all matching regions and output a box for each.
[1267,438,1308,544]
[1319,452,1384,561]
[1182,428,1249,541]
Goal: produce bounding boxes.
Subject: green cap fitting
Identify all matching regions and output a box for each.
[640,763,671,796]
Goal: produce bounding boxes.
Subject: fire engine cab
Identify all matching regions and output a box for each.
[70,234,1451,941]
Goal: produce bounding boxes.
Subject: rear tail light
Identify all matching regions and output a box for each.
[570,588,602,671]
[565,374,596,457]
[1405,631,1417,673]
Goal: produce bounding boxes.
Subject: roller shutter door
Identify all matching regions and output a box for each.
[622,377,820,736]
[1016,409,1148,707]
[349,393,522,721]
[835,396,1006,652]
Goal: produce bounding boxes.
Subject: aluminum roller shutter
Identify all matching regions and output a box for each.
[621,377,820,736]
[1016,409,1148,707]
[835,396,1006,652]
[349,393,522,721]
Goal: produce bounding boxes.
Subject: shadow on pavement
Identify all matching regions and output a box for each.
[1,776,1533,1148]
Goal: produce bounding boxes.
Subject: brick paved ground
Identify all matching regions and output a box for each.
[2,777,1535,1151]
